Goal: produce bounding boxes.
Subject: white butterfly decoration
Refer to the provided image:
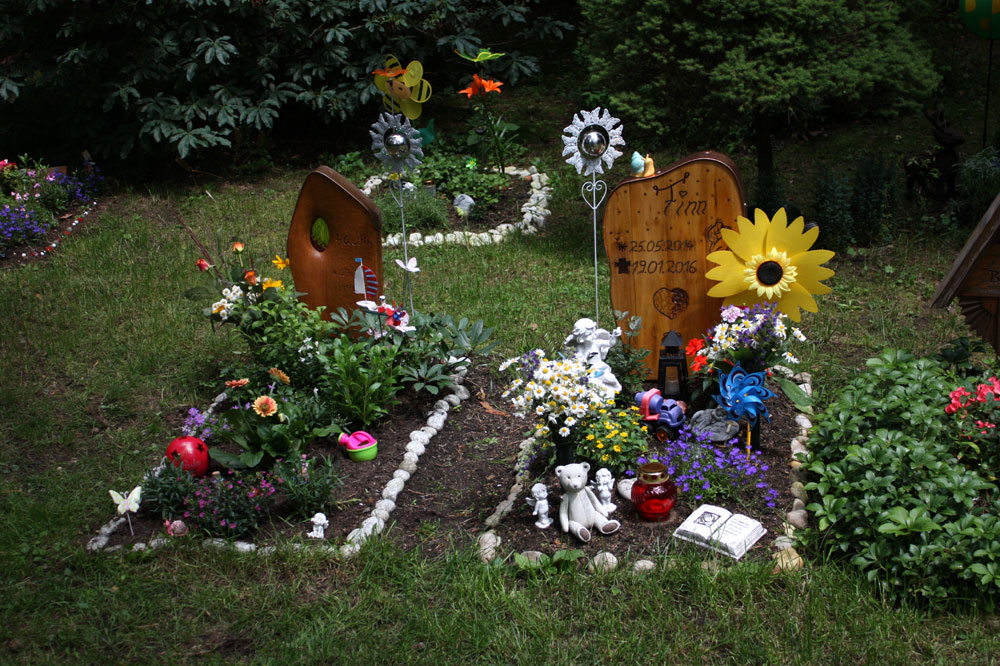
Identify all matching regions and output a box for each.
[109,485,141,536]
[395,257,420,273]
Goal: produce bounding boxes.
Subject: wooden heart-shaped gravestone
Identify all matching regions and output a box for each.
[603,151,747,378]
[286,167,382,320]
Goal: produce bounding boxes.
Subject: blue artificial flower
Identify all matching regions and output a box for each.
[714,363,774,427]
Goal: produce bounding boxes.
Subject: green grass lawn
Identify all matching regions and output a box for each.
[4,71,1000,660]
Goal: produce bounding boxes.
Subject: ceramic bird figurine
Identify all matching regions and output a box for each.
[643,154,655,177]
[630,151,644,177]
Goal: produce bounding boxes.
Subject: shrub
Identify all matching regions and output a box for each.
[417,153,511,209]
[811,166,854,251]
[375,186,450,234]
[181,470,280,538]
[2,0,572,162]
[955,147,1000,225]
[801,350,1000,603]
[273,455,344,519]
[575,406,650,477]
[849,154,897,245]
[143,465,198,521]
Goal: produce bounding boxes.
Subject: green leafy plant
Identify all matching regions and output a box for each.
[513,549,585,574]
[2,1,571,161]
[574,405,650,477]
[142,464,198,520]
[417,153,512,212]
[801,350,1000,603]
[273,455,344,519]
[182,469,280,538]
[605,311,649,401]
[314,335,402,428]
[374,186,450,233]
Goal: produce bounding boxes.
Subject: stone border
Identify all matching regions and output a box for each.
[85,367,472,556]
[362,166,552,249]
[478,372,814,574]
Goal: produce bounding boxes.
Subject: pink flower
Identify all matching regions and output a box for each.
[196,257,211,271]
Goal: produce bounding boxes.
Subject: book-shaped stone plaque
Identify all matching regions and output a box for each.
[603,151,747,378]
[286,167,382,320]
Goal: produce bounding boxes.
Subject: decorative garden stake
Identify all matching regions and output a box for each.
[705,208,834,322]
[371,112,423,313]
[526,482,553,529]
[714,363,774,457]
[562,107,624,320]
[354,257,379,310]
[372,55,432,120]
[657,330,689,402]
[109,485,141,536]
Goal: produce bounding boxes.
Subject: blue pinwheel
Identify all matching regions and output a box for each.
[714,363,774,427]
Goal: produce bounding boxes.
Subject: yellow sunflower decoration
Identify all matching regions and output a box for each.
[705,208,834,321]
[373,55,432,120]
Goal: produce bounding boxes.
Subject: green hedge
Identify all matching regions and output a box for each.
[1,0,571,162]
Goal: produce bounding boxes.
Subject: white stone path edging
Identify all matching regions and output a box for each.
[85,366,472,557]
[362,166,552,249]
[478,371,815,575]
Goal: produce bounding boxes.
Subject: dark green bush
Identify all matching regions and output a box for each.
[1,0,571,162]
[955,147,1000,225]
[801,350,1000,604]
[811,166,854,251]
[850,155,897,245]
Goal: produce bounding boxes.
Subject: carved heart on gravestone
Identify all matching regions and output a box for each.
[603,151,747,378]
[286,167,383,321]
[652,287,689,319]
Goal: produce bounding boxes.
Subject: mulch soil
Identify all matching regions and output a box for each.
[92,363,801,564]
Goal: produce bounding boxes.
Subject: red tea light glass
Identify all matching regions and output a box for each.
[631,461,677,522]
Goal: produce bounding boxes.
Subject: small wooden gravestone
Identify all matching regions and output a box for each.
[603,151,747,378]
[931,191,1000,352]
[286,167,382,320]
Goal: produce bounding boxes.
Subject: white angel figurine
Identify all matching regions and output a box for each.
[525,483,553,529]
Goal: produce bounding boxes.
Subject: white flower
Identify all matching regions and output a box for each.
[792,328,806,341]
[558,427,571,437]
[564,416,577,427]
[783,352,799,364]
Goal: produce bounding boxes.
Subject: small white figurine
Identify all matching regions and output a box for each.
[591,467,617,514]
[556,462,620,543]
[307,512,329,539]
[565,318,622,398]
[525,482,553,529]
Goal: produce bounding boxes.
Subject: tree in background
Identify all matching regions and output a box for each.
[577,0,940,174]
[0,0,571,164]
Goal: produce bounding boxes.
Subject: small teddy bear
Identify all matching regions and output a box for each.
[525,482,553,529]
[556,462,620,542]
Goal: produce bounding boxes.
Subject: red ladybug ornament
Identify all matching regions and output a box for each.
[166,436,209,477]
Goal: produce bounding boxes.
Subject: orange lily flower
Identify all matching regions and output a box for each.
[372,66,407,78]
[459,74,504,98]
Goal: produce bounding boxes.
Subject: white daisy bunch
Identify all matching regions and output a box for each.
[210,285,244,322]
[499,349,609,439]
[694,302,806,375]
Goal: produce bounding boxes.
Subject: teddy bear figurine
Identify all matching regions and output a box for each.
[556,462,621,542]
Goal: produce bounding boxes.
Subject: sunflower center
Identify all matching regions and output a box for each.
[756,260,784,286]
[743,249,798,299]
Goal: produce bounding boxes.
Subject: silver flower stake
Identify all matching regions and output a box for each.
[371,112,424,313]
[562,107,624,321]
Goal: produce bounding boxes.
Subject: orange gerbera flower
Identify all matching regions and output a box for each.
[459,74,503,98]
[253,395,278,418]
[225,378,249,388]
[268,368,290,385]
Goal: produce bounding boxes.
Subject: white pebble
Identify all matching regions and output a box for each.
[393,469,411,482]
[375,499,396,513]
[588,552,618,573]
[234,541,256,553]
[633,559,656,573]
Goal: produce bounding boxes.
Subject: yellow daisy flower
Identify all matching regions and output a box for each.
[705,208,834,321]
[613,445,622,453]
[272,254,291,270]
[262,278,284,291]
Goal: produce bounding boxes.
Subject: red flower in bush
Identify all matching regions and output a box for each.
[685,337,705,357]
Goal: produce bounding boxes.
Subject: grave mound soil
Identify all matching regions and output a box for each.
[92,364,799,564]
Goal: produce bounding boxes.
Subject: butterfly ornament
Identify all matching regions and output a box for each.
[395,257,420,273]
[109,485,142,536]
[373,55,432,120]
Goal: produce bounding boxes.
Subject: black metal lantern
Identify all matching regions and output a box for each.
[657,330,689,402]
